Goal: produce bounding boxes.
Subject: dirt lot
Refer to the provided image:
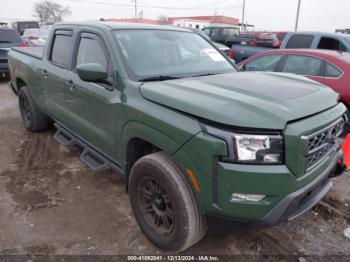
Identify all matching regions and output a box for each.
[0,78,350,257]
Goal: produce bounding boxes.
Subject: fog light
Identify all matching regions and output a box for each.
[231,193,266,202]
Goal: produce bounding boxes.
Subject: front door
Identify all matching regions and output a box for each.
[64,32,120,159]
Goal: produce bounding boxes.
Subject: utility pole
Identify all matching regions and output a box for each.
[295,0,301,31]
[241,0,246,32]
[132,0,137,20]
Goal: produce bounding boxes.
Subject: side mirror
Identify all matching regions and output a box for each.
[76,63,108,83]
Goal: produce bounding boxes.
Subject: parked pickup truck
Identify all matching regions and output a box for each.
[232,31,350,63]
[8,22,348,251]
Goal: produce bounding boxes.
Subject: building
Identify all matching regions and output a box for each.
[105,18,162,25]
[168,16,239,29]
[105,15,239,29]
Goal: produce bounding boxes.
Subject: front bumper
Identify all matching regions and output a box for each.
[206,149,345,230]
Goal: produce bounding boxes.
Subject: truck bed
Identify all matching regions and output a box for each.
[11,47,43,60]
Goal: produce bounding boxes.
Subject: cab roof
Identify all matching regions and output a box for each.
[55,21,192,32]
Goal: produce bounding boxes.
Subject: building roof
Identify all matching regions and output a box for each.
[168,16,239,25]
[105,18,162,25]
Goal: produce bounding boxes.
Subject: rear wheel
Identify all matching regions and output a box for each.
[18,86,49,132]
[129,152,206,251]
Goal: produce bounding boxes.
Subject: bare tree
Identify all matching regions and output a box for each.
[157,15,168,25]
[33,0,71,23]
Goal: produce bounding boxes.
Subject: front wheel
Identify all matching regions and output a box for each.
[129,152,206,251]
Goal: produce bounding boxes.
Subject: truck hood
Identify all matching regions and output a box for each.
[140,72,339,130]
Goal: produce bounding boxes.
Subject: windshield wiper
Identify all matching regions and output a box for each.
[192,73,222,78]
[139,75,181,82]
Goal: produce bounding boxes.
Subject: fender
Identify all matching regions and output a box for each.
[119,121,186,164]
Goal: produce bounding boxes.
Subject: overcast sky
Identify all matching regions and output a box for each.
[0,0,349,32]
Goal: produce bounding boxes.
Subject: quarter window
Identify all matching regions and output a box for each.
[325,62,342,78]
[76,37,107,70]
[50,33,72,67]
[244,54,283,72]
[282,55,323,76]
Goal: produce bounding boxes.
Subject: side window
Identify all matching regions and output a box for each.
[285,35,314,48]
[325,62,342,78]
[76,37,107,70]
[244,55,283,72]
[282,55,323,76]
[210,29,220,39]
[50,32,73,67]
[318,37,347,51]
[202,29,210,36]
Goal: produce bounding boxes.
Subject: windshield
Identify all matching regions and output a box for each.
[23,29,49,38]
[345,36,350,44]
[113,29,236,81]
[0,29,22,47]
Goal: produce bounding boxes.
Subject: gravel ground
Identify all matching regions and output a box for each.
[0,78,349,257]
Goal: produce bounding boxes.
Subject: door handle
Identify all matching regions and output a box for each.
[65,80,76,90]
[42,69,48,79]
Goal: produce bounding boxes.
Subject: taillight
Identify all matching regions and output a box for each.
[249,40,257,46]
[230,49,234,59]
[28,35,39,40]
[18,43,27,47]
[273,41,281,47]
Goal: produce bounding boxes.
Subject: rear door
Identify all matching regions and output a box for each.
[42,29,74,123]
[64,31,120,158]
[280,54,325,84]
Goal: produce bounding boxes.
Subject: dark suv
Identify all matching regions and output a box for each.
[0,28,25,75]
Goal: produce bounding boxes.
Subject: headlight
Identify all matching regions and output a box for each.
[201,124,284,164]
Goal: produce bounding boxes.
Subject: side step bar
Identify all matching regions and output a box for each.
[54,123,124,176]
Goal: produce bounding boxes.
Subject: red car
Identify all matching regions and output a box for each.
[273,31,288,48]
[238,48,350,111]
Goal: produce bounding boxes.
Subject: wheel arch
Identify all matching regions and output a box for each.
[121,121,188,186]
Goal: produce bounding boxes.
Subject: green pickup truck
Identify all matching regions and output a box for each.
[7,22,348,251]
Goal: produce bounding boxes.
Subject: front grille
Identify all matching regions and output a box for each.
[0,59,7,63]
[302,116,346,171]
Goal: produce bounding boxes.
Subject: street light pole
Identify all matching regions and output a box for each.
[295,0,301,32]
[131,0,137,20]
[241,0,246,32]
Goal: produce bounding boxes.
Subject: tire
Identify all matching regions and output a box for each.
[18,86,49,132]
[129,152,206,251]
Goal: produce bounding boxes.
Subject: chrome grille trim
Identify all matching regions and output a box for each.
[301,115,346,172]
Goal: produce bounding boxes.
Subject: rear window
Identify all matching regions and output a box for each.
[222,28,239,37]
[0,29,22,45]
[285,35,314,48]
[50,32,72,68]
